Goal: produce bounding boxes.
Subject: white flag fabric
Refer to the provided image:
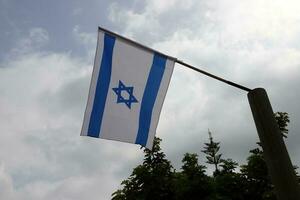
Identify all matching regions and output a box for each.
[81,27,175,149]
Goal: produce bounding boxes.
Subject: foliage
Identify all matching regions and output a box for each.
[112,138,175,200]
[174,153,212,200]
[220,159,238,174]
[201,130,223,175]
[240,148,276,200]
[112,112,296,200]
[274,112,289,138]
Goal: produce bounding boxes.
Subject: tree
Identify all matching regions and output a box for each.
[220,159,238,174]
[240,148,276,200]
[202,129,223,175]
[274,112,290,138]
[111,137,175,200]
[112,112,295,200]
[215,158,246,200]
[173,153,212,200]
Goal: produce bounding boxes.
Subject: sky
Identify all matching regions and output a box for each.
[1,0,300,199]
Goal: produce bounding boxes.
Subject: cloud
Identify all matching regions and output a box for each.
[72,25,98,61]
[1,0,300,199]
[107,0,300,170]
[0,23,147,199]
[0,164,16,200]
[73,25,96,47]
[8,28,49,58]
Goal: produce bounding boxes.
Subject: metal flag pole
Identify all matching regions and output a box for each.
[176,60,300,200]
[175,60,251,92]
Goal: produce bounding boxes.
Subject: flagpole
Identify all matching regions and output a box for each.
[175,60,251,92]
[248,88,300,200]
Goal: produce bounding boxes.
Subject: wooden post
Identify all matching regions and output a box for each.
[248,88,300,200]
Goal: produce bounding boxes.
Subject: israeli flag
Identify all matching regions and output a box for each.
[81,27,175,149]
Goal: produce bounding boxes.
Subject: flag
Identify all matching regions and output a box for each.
[81,27,175,149]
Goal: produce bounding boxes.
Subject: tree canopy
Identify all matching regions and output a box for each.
[112,112,298,200]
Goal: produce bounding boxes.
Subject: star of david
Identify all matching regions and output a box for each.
[112,80,138,109]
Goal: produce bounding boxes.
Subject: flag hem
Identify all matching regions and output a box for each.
[98,26,177,62]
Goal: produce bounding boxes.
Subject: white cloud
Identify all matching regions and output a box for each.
[73,25,96,47]
[0,26,145,199]
[2,0,300,199]
[0,164,16,200]
[72,25,97,60]
[8,28,49,57]
[107,0,300,169]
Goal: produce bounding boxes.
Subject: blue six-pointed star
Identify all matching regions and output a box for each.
[112,80,138,109]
